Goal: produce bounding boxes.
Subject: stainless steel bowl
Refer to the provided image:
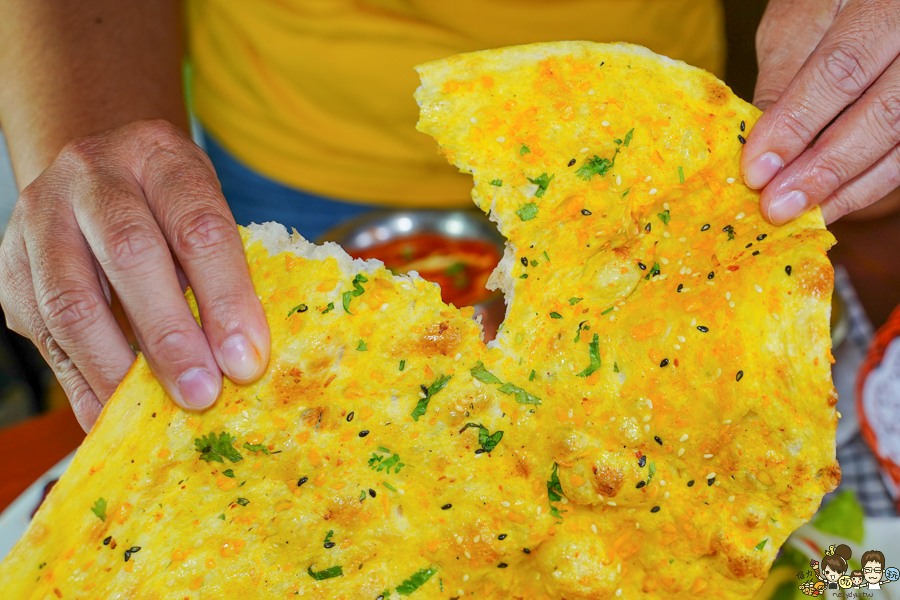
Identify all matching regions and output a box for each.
[319,209,507,341]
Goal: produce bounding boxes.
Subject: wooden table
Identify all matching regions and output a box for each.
[1,213,899,514]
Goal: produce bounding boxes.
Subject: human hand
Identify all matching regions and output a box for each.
[742,0,900,225]
[0,120,270,430]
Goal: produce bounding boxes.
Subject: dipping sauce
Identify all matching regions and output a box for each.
[347,233,501,307]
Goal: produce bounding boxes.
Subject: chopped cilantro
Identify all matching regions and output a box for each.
[236,497,250,506]
[527,172,554,198]
[575,149,618,181]
[529,259,538,267]
[395,567,438,595]
[322,302,335,314]
[516,202,539,221]
[218,514,226,520]
[755,538,768,551]
[222,469,235,478]
[342,291,353,315]
[399,359,406,371]
[383,481,398,492]
[460,423,504,453]
[195,431,244,464]
[520,144,530,156]
[613,362,619,373]
[622,187,631,198]
[569,297,583,305]
[576,334,601,377]
[648,461,657,482]
[547,463,567,520]
[644,262,661,280]
[357,340,367,351]
[90,497,107,522]
[411,374,452,421]
[490,179,502,186]
[542,250,550,262]
[518,274,529,279]
[471,361,503,385]
[307,565,343,581]
[575,320,589,343]
[678,166,685,184]
[549,312,562,319]
[657,210,670,225]
[242,442,269,455]
[529,369,536,381]
[287,303,307,316]
[324,530,334,544]
[623,128,634,147]
[498,382,542,405]
[359,490,366,502]
[601,306,614,315]
[369,452,405,474]
[351,273,368,296]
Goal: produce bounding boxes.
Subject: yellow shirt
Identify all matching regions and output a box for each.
[188,0,724,207]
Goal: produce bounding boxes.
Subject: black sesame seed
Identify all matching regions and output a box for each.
[785,265,792,276]
[521,256,528,267]
[346,411,354,422]
[723,225,733,232]
[129,547,141,553]
[636,480,646,489]
[651,267,660,276]
[757,234,767,241]
[650,506,661,513]
[736,370,744,381]
[498,563,508,569]
[498,534,508,540]
[441,504,452,510]
[740,120,746,132]
[697,326,709,333]
[103,536,112,546]
[324,542,336,549]
[298,304,308,313]
[660,358,670,367]
[654,436,663,445]
[677,283,683,292]
[369,489,376,498]
[638,455,647,468]
[475,449,487,454]
[746,243,753,248]
[581,209,592,216]
[638,262,647,270]
[359,430,369,437]
[298,476,308,486]
[568,158,576,167]
[420,384,429,396]
[687,480,695,487]
[752,250,760,256]
[708,477,716,486]
[645,223,652,232]
[738,134,746,144]
[701,224,710,231]
[523,548,531,554]
[124,550,131,562]
[708,271,714,280]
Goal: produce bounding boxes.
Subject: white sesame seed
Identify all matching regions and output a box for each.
[678,448,685,457]
[455,353,462,361]
[755,284,763,293]
[664,203,670,210]
[644,424,650,433]
[418,392,426,399]
[473,536,480,543]
[643,415,651,422]
[729,301,735,308]
[663,231,670,238]
[618,564,622,573]
[602,120,610,127]
[677,336,686,343]
[645,176,652,182]
[501,500,510,508]
[661,257,669,265]
[568,409,574,418]
[728,496,735,502]
[679,237,687,243]
[167,579,176,588]
[674,343,682,351]
[610,416,616,422]
[773,313,780,321]
[608,501,617,506]
[679,267,685,275]
[616,175,622,185]
[242,410,250,420]
[398,489,405,495]
[465,551,471,559]
[561,497,568,505]
[649,188,658,195]
[470,117,477,124]
[706,472,716,479]
[680,434,689,442]
[685,267,692,275]
[660,480,666,486]
[682,287,690,292]
[723,419,731,424]
[690,318,696,327]
[736,212,745,219]
[609,315,615,321]
[726,177,735,184]
[664,491,670,499]
[591,524,598,534]
[496,136,505,142]
[613,306,619,311]
[463,575,469,582]
[401,283,411,291]
[732,516,738,522]
[617,588,623,596]
[725,292,731,300]
[647,400,653,411]
[473,379,481,388]
[704,454,713,458]
[588,89,595,95]
[536,506,542,515]
[580,147,590,153]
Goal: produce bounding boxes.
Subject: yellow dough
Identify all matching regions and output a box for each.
[0,42,838,599]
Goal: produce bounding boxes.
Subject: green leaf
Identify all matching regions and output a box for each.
[516,203,539,221]
[542,251,550,262]
[490,179,502,186]
[657,210,670,225]
[357,340,367,351]
[623,128,634,147]
[399,360,406,371]
[647,461,657,482]
[342,291,353,315]
[470,361,502,385]
[527,173,555,198]
[194,431,244,464]
[222,469,235,478]
[568,297,583,305]
[547,463,566,520]
[359,490,366,502]
[288,303,307,316]
[576,334,602,377]
[242,442,269,455]
[529,259,538,267]
[755,538,768,551]
[601,306,614,315]
[812,489,864,543]
[351,273,368,297]
[518,274,528,279]
[678,166,684,184]
[411,374,452,421]
[575,321,589,343]
[549,312,562,319]
[383,481,398,492]
[395,567,438,595]
[322,302,335,314]
[90,497,107,522]
[236,497,250,506]
[529,370,536,381]
[307,565,343,581]
[622,187,631,198]
[497,382,542,405]
[575,149,619,181]
[324,530,334,544]
[613,362,619,373]
[218,514,226,520]
[370,453,404,473]
[520,144,530,156]
[479,427,504,453]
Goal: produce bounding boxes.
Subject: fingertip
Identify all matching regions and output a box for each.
[743,151,785,190]
[175,367,221,410]
[221,333,266,382]
[765,190,809,225]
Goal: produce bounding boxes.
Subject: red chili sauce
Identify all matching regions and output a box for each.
[347,233,501,307]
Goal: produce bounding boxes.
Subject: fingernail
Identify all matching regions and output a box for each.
[177,367,219,409]
[744,152,784,189]
[768,190,808,225]
[222,334,260,381]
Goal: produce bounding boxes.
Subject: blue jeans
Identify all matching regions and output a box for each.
[200,130,379,242]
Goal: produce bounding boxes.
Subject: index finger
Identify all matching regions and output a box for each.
[742,1,900,192]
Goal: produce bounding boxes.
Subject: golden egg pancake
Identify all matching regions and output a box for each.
[0,42,838,600]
